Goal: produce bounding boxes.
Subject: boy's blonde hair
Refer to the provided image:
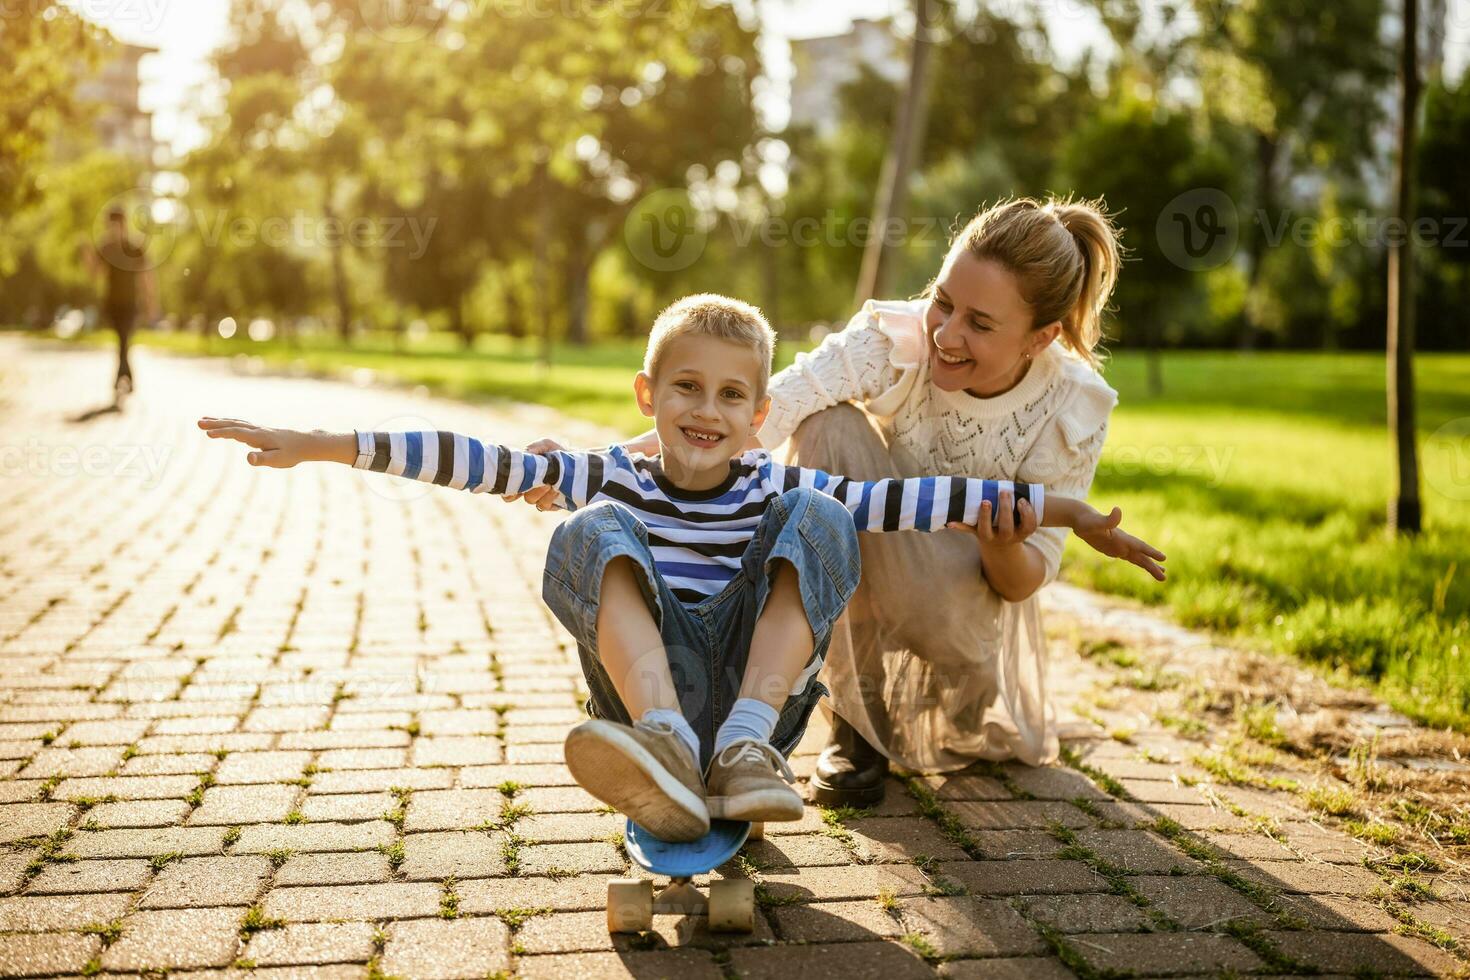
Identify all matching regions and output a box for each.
[643,294,776,396]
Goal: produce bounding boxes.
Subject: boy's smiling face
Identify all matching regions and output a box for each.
[633,333,771,490]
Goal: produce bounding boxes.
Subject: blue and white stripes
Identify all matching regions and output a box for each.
[354,430,1043,604]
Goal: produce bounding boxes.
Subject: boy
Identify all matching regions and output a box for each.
[199,294,1164,842]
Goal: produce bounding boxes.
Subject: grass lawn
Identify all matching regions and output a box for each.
[26,327,1470,731]
[1070,352,1470,732]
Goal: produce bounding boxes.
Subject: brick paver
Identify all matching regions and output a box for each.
[1,338,1466,978]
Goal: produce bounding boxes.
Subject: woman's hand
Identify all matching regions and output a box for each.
[198,417,349,468]
[945,489,1038,549]
[505,437,567,511]
[1073,506,1168,581]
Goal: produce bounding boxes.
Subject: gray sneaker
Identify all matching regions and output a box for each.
[564,718,710,842]
[704,739,804,822]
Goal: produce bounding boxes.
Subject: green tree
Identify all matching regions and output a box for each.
[171,72,325,334]
[325,3,762,352]
[0,150,142,322]
[1416,73,1470,349]
[168,0,333,334]
[0,5,105,275]
[855,0,938,306]
[1190,0,1394,348]
[782,5,1095,322]
[1060,82,1236,393]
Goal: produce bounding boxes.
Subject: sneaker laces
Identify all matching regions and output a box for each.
[716,739,796,784]
[633,718,697,769]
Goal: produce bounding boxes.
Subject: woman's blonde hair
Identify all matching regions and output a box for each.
[940,195,1123,370]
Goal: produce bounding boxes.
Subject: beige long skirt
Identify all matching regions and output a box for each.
[784,403,1058,771]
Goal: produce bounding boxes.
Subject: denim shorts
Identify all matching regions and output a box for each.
[541,487,862,771]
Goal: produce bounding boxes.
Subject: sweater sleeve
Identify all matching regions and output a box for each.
[1015,371,1117,585]
[756,302,909,450]
[351,430,609,509]
[761,457,1043,533]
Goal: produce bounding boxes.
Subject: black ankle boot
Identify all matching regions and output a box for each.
[809,714,888,807]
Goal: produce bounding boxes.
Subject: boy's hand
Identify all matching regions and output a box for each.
[1073,506,1168,581]
[197,417,342,468]
[505,437,566,510]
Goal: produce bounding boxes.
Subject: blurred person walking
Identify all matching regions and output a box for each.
[87,205,157,405]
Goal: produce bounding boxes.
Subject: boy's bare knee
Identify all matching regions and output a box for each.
[765,556,794,589]
[599,555,640,604]
[764,558,812,619]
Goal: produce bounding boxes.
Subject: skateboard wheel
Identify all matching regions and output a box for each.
[747,822,764,841]
[607,878,653,933]
[708,877,755,933]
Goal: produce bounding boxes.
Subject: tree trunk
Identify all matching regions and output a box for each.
[534,166,553,369]
[762,231,781,338]
[1388,0,1422,535]
[564,234,590,346]
[451,295,472,349]
[1240,131,1279,351]
[1146,345,1163,398]
[324,177,353,344]
[1141,302,1164,396]
[853,0,936,307]
[505,286,524,340]
[618,298,638,339]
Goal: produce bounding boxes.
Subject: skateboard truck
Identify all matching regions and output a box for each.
[651,877,708,915]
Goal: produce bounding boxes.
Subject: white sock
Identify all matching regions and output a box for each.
[713,698,780,755]
[640,707,700,765]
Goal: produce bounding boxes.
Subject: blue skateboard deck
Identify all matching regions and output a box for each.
[625,818,751,878]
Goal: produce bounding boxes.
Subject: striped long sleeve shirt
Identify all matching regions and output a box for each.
[353,430,1045,604]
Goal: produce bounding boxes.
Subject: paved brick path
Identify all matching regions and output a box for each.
[0,337,1465,979]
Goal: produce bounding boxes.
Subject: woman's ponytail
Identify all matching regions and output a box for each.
[949,195,1124,371]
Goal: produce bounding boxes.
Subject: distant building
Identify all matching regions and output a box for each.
[61,35,156,163]
[788,19,906,136]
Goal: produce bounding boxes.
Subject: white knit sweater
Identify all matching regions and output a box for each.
[757,298,1117,583]
[754,298,1118,766]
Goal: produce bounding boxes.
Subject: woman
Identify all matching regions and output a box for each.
[512,196,1163,806]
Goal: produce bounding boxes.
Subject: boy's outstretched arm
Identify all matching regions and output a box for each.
[1037,494,1167,582]
[198,419,605,507]
[765,459,1166,583]
[197,418,356,467]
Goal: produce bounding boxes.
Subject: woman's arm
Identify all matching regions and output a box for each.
[618,428,660,456]
[950,489,1166,597]
[977,538,1049,604]
[982,377,1118,600]
[756,304,905,450]
[777,457,1160,595]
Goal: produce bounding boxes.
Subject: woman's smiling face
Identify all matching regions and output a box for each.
[924,249,1059,397]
